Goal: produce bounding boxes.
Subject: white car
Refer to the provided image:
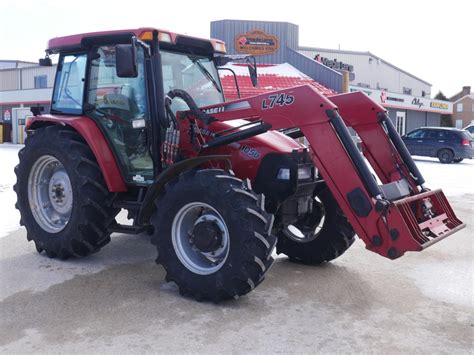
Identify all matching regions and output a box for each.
[464,123,474,137]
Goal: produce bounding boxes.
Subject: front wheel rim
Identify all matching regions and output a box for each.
[171,202,230,275]
[27,155,73,233]
[284,196,326,243]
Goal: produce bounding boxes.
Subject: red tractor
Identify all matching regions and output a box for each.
[15,28,465,302]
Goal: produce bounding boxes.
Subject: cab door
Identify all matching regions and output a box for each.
[87,45,154,184]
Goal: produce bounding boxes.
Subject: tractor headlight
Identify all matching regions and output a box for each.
[277,168,291,180]
[277,166,312,180]
[297,166,312,180]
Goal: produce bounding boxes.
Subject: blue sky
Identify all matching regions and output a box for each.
[1,0,472,97]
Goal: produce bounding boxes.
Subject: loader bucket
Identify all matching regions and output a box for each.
[324,91,466,259]
[392,189,465,251]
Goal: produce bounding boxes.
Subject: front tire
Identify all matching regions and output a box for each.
[151,169,276,302]
[14,126,119,259]
[276,183,355,264]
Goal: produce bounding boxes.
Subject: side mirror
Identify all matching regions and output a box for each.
[116,37,138,78]
[247,57,258,87]
[39,56,52,66]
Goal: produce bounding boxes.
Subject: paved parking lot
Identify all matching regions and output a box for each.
[0,145,472,353]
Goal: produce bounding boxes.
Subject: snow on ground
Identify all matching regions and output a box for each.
[412,156,474,196]
[0,144,473,238]
[0,144,22,238]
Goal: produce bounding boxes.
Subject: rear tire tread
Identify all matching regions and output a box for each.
[14,126,119,259]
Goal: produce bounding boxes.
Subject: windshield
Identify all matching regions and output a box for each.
[161,51,224,109]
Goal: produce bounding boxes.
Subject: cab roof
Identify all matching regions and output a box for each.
[47,27,226,55]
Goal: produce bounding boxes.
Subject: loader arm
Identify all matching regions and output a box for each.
[196,85,465,259]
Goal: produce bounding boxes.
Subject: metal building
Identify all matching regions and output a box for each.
[0,61,55,143]
[210,19,453,135]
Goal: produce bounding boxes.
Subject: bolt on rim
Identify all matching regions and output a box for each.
[28,155,73,233]
[171,202,230,275]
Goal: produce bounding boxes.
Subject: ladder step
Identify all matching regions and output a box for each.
[109,223,147,235]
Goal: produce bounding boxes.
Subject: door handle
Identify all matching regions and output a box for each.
[417,140,423,143]
[438,140,445,143]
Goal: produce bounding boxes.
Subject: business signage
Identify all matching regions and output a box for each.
[235,30,279,56]
[3,110,11,122]
[315,55,354,72]
[430,102,449,110]
[349,86,453,114]
[321,57,354,72]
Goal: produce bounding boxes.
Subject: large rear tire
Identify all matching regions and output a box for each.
[14,126,119,259]
[151,169,276,302]
[276,183,355,264]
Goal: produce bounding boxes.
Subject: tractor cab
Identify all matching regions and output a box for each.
[43,28,230,185]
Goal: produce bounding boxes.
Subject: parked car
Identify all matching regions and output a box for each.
[401,127,474,163]
[464,123,474,137]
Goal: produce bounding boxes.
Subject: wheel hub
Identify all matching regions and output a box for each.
[48,170,72,214]
[172,202,230,275]
[190,215,224,253]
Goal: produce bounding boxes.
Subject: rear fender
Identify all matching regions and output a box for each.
[28,115,127,192]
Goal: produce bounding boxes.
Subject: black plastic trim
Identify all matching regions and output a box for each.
[347,188,372,217]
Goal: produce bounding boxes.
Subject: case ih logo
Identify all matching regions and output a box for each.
[235,30,279,56]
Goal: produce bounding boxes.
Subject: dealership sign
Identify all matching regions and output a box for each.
[235,30,279,56]
[317,56,354,72]
[349,86,453,114]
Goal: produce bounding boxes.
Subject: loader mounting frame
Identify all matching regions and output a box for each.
[192,86,465,259]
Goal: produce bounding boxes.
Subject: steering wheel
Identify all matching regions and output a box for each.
[165,89,215,125]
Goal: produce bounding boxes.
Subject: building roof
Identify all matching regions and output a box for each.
[0,60,36,69]
[220,63,335,101]
[449,86,472,102]
[451,94,474,103]
[298,46,432,86]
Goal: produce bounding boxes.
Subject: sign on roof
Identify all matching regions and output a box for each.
[235,30,279,56]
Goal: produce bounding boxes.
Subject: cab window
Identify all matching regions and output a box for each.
[52,53,87,114]
[161,50,224,110]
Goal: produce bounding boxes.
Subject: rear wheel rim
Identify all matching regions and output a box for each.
[28,155,73,233]
[171,202,230,275]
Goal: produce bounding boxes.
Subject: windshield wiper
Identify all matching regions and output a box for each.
[194,59,222,93]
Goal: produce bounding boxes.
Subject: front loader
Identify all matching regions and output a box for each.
[15,28,465,302]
